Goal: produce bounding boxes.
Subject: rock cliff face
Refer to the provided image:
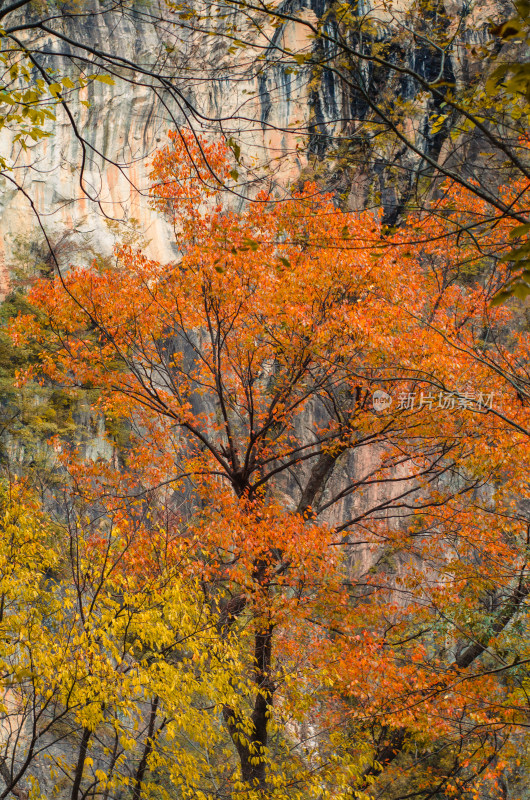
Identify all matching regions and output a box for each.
[0,2,178,279]
[0,0,500,288]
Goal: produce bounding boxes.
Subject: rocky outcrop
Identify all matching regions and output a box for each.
[0,0,504,288]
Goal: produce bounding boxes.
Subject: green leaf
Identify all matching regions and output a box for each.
[513,281,530,299]
[509,223,530,239]
[227,137,241,164]
[491,289,515,306]
[490,20,523,39]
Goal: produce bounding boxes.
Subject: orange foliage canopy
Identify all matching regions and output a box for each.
[10,131,530,797]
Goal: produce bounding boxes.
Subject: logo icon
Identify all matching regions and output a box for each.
[372,389,392,412]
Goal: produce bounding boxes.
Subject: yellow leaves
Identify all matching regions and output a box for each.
[0,477,253,796]
[291,51,312,66]
[48,82,62,97]
[88,74,115,86]
[430,112,448,134]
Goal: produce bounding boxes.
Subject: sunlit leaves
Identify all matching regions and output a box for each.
[0,479,248,798]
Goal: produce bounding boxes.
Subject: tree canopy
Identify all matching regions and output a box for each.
[1,0,530,796]
[1,131,529,799]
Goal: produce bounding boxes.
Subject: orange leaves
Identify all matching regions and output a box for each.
[9,130,530,795]
[149,129,232,223]
[192,487,336,596]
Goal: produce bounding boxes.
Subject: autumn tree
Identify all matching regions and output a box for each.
[0,470,255,800]
[7,131,530,798]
